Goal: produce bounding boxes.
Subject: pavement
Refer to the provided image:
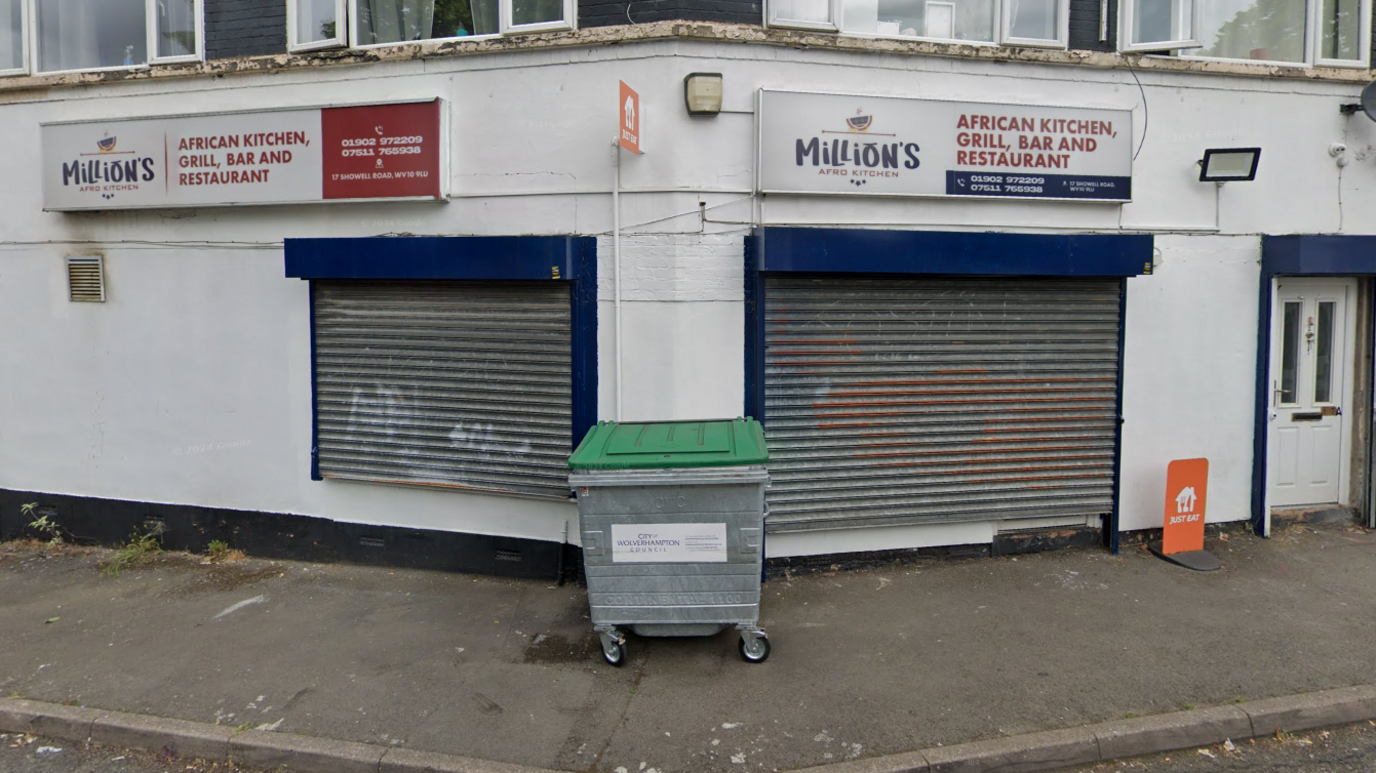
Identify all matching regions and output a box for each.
[0,515,1374,773]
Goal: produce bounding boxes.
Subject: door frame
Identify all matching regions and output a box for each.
[1253,236,1376,535]
[1266,277,1358,509]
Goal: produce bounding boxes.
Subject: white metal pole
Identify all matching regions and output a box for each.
[612,138,623,422]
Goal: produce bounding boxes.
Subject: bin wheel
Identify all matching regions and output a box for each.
[602,637,627,667]
[738,632,770,663]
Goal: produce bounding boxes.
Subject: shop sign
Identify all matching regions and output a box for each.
[42,100,445,211]
[610,523,727,563]
[1161,458,1209,555]
[759,90,1132,202]
[619,81,642,155]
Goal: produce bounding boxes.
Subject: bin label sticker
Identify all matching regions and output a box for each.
[611,523,728,563]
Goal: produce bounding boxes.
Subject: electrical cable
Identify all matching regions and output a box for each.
[1120,54,1150,161]
[0,239,280,250]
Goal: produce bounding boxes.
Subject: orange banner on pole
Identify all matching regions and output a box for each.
[1162,458,1209,555]
[619,81,641,155]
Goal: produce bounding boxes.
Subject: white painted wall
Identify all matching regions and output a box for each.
[1118,236,1261,531]
[2,39,1374,552]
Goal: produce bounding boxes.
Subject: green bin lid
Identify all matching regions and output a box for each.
[568,418,768,469]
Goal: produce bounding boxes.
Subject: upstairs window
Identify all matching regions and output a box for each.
[353,0,574,44]
[1,0,23,75]
[290,0,573,50]
[1120,0,1369,65]
[355,0,500,41]
[156,0,201,60]
[0,0,202,76]
[769,0,1068,48]
[290,0,346,50]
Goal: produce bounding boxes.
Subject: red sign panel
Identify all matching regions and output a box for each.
[1162,458,1209,555]
[322,101,442,200]
[619,81,641,155]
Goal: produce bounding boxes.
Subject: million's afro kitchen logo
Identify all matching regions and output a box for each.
[61,131,157,200]
[791,108,922,186]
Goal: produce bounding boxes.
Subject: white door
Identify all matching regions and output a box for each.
[1269,279,1356,507]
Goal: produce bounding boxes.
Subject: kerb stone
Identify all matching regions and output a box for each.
[1093,705,1251,759]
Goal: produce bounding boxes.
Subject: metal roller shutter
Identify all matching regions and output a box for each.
[313,281,572,498]
[763,276,1122,532]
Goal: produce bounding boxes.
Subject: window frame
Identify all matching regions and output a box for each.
[0,0,27,76]
[1310,0,1372,67]
[147,0,205,65]
[288,0,347,53]
[4,0,207,77]
[1001,0,1072,47]
[1121,0,1371,65]
[345,0,574,50]
[765,0,1070,48]
[1117,0,1201,52]
[766,0,839,32]
[501,0,576,35]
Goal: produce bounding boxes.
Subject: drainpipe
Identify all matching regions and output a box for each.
[612,138,624,422]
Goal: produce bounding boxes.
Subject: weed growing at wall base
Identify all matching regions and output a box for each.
[21,503,63,546]
[101,524,164,576]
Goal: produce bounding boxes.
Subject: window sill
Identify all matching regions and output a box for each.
[0,21,1369,93]
[34,63,151,77]
[766,18,839,32]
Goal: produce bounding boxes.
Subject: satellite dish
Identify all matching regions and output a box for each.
[1343,80,1376,121]
[1362,80,1376,122]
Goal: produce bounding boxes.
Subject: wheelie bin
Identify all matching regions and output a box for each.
[568,418,771,665]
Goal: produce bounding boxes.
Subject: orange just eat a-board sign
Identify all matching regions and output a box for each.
[1162,458,1208,554]
[619,81,641,155]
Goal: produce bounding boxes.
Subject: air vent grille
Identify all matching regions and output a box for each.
[67,256,105,302]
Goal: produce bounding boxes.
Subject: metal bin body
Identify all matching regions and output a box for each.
[571,464,768,637]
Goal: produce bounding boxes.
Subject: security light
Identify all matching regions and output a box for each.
[1198,148,1261,182]
[684,73,723,116]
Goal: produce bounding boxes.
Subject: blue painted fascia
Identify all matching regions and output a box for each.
[1250,266,1274,536]
[308,281,321,481]
[1108,277,1128,554]
[284,236,589,281]
[753,227,1153,277]
[570,238,599,450]
[743,233,766,422]
[1262,235,1376,276]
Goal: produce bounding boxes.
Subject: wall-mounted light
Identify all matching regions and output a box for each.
[684,73,723,116]
[1198,147,1261,182]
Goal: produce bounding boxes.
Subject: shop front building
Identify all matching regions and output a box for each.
[2,0,1375,577]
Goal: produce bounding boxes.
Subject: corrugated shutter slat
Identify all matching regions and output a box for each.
[313,281,572,498]
[764,276,1121,532]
